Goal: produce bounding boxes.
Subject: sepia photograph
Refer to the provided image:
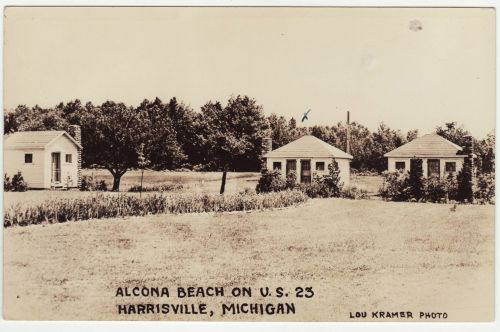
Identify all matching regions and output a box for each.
[1,5,496,323]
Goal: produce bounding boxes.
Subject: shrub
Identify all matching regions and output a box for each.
[474,172,495,204]
[4,174,13,191]
[128,183,183,192]
[285,170,297,189]
[408,158,424,200]
[298,180,324,198]
[319,159,344,197]
[256,169,287,193]
[423,177,448,203]
[379,170,411,201]
[457,166,474,203]
[4,191,309,227]
[80,175,108,191]
[6,172,28,192]
[342,185,369,200]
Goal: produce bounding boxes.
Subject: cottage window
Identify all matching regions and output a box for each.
[273,162,282,171]
[65,154,73,163]
[316,162,325,171]
[445,162,456,173]
[24,153,33,164]
[286,160,297,174]
[395,161,406,170]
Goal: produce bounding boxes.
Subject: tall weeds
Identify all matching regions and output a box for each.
[4,191,308,227]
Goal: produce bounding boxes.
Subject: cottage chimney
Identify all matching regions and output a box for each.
[68,125,82,187]
[463,135,475,183]
[346,111,351,154]
[261,137,272,170]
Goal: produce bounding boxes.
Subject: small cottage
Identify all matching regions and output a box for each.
[263,135,353,185]
[4,126,82,189]
[384,133,473,177]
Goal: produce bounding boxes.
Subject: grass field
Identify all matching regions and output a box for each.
[3,198,494,321]
[4,170,382,209]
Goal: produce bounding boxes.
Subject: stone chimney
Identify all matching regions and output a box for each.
[463,135,475,180]
[68,125,82,187]
[261,137,272,170]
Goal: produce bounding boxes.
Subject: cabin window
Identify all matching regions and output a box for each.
[65,154,73,163]
[395,161,406,170]
[316,162,325,171]
[273,162,282,171]
[286,160,297,175]
[445,162,456,173]
[24,153,33,164]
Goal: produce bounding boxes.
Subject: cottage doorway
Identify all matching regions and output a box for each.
[427,159,440,177]
[51,152,61,184]
[300,160,311,184]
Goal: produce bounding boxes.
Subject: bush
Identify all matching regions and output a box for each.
[457,166,474,203]
[4,190,309,227]
[379,170,411,201]
[408,158,424,200]
[4,174,13,191]
[285,170,297,189]
[474,172,495,204]
[256,169,287,193]
[4,172,28,192]
[342,185,369,200]
[423,177,448,203]
[80,175,108,191]
[128,183,183,192]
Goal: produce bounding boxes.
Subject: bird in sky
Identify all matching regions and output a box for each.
[301,109,311,122]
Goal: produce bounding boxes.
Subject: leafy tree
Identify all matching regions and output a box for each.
[370,123,406,172]
[200,95,269,194]
[78,101,149,191]
[435,122,470,147]
[406,129,419,142]
[137,98,186,170]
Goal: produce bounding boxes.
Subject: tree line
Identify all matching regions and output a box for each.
[4,95,495,191]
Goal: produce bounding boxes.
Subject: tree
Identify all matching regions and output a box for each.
[370,123,406,173]
[408,158,424,200]
[199,95,269,194]
[137,98,186,170]
[78,101,148,191]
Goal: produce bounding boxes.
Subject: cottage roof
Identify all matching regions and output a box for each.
[4,131,82,150]
[264,135,353,159]
[384,133,466,158]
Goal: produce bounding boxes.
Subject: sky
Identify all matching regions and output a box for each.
[3,7,496,137]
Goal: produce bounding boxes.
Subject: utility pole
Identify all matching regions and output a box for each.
[346,111,351,154]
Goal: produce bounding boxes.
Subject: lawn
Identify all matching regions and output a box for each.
[3,198,494,321]
[3,170,382,209]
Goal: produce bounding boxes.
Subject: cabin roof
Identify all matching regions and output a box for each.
[384,133,466,158]
[4,131,82,150]
[264,135,353,159]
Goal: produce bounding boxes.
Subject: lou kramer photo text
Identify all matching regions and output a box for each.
[349,311,449,320]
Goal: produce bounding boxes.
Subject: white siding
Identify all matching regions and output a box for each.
[387,157,464,178]
[45,135,79,188]
[266,157,351,186]
[4,135,79,189]
[4,149,46,188]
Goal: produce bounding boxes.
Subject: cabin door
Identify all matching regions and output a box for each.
[300,160,311,184]
[51,152,61,183]
[427,159,440,178]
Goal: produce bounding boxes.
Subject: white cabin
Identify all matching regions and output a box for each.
[4,130,82,189]
[384,134,468,178]
[263,135,353,185]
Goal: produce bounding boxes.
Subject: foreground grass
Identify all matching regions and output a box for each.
[3,199,494,321]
